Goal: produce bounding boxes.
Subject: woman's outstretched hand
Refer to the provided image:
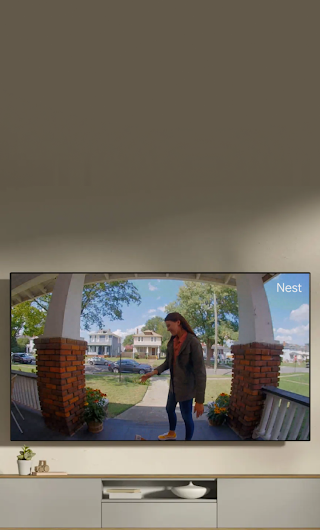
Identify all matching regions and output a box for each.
[140,369,158,384]
[140,373,150,383]
[194,402,204,418]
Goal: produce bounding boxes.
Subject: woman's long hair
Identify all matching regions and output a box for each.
[164,312,197,338]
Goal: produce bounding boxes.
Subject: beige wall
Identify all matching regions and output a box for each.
[0,1,319,475]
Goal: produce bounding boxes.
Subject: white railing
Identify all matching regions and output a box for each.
[11,370,41,411]
[252,386,309,440]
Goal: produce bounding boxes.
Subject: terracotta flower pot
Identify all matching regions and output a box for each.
[208,418,225,427]
[87,420,104,433]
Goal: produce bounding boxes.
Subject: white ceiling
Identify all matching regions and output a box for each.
[10,272,278,306]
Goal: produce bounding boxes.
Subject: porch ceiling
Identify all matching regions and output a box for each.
[10,272,279,306]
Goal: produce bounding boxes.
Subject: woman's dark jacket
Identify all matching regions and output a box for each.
[156,332,207,404]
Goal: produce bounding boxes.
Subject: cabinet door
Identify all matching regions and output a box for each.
[102,501,217,528]
[0,479,101,528]
[217,478,320,528]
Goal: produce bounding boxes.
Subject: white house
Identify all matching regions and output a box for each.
[87,329,121,356]
[26,337,37,353]
[133,329,162,358]
[281,347,309,363]
[202,343,226,361]
[26,335,87,354]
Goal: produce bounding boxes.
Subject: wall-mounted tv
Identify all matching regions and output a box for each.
[10,272,310,442]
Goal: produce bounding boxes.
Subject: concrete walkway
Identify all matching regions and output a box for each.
[114,378,209,423]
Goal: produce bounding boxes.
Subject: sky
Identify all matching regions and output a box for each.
[263,273,309,346]
[81,274,310,347]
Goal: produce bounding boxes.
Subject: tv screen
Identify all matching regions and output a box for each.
[10,272,310,442]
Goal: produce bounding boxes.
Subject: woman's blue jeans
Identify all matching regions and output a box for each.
[166,390,194,440]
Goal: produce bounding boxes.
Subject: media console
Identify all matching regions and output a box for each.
[0,475,319,528]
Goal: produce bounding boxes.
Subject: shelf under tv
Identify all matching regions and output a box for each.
[101,478,218,506]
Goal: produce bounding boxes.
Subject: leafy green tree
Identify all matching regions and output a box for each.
[11,281,142,355]
[141,316,171,352]
[165,282,239,366]
[11,301,46,347]
[32,281,142,332]
[123,334,134,347]
[11,337,30,354]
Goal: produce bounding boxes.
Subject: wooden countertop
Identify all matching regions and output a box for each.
[1,474,320,478]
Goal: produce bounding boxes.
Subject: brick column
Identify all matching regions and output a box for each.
[227,342,283,440]
[34,337,87,436]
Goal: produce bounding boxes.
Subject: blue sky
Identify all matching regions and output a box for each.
[263,273,309,346]
[81,274,310,347]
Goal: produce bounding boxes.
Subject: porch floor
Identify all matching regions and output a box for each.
[10,403,256,441]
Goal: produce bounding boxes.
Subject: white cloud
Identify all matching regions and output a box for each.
[148,309,156,314]
[289,304,309,322]
[276,324,309,335]
[148,283,158,291]
[276,335,293,342]
[156,296,161,300]
[158,306,166,312]
[113,324,144,341]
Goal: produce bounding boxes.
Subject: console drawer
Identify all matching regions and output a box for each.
[102,501,217,528]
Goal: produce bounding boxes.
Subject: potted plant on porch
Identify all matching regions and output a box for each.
[83,388,108,433]
[207,393,230,426]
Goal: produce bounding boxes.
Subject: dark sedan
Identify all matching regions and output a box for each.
[87,356,114,367]
[109,359,153,375]
[11,352,35,364]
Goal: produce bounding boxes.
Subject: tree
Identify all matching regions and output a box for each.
[141,316,171,353]
[11,337,30,354]
[123,334,134,347]
[165,281,239,367]
[32,281,142,331]
[11,281,142,355]
[11,301,46,349]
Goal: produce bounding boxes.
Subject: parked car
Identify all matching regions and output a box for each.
[306,360,309,368]
[11,352,34,364]
[109,359,153,374]
[87,356,114,367]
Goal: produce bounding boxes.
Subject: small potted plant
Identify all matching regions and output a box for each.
[207,393,230,426]
[83,388,108,433]
[17,445,36,475]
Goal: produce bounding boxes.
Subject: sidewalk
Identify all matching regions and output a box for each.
[114,378,209,423]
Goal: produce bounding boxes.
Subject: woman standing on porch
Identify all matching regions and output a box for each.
[140,312,207,441]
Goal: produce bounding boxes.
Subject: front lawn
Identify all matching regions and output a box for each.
[11,364,36,373]
[85,373,150,417]
[278,373,309,397]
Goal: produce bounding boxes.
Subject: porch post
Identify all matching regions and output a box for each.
[34,274,87,437]
[227,274,283,440]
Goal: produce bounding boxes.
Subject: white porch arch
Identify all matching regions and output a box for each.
[12,271,282,439]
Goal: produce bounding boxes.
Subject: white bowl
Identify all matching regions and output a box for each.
[171,481,209,499]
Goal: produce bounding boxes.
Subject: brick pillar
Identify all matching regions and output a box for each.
[227,342,283,440]
[34,337,87,436]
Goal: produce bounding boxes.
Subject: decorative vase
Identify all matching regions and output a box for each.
[17,459,33,475]
[172,481,209,499]
[87,421,104,433]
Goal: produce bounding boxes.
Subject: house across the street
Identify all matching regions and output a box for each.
[133,329,162,359]
[87,329,121,356]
